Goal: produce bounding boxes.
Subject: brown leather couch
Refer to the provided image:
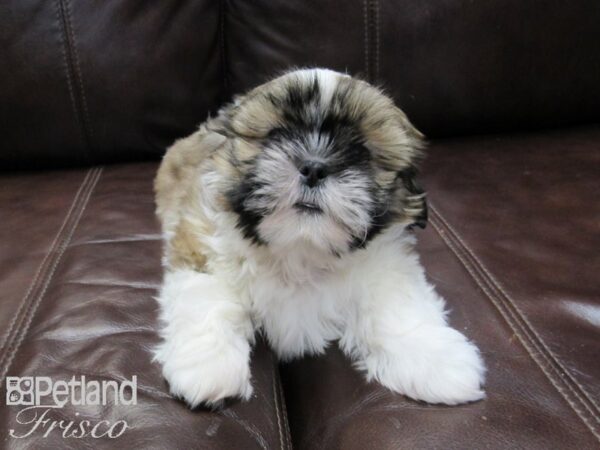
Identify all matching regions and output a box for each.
[1,1,599,448]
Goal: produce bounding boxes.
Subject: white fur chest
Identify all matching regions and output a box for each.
[238,244,354,360]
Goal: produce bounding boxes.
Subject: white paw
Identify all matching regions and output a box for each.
[154,337,253,408]
[363,325,486,405]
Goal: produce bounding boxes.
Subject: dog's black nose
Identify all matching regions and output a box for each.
[299,161,328,187]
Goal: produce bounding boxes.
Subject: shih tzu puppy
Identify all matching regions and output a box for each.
[153,68,485,407]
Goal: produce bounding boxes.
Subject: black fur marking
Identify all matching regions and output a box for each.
[227,177,266,245]
[399,168,428,229]
[351,166,428,250]
[265,75,373,176]
[273,76,322,130]
[319,112,354,136]
[328,142,371,173]
[267,124,370,176]
[285,76,320,111]
[349,197,395,250]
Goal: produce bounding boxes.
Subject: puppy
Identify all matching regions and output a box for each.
[153,68,485,407]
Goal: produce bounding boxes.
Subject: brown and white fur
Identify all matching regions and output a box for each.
[153,68,485,407]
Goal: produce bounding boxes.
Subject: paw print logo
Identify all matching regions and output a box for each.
[6,377,35,406]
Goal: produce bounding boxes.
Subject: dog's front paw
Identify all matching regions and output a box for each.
[154,338,253,408]
[365,326,485,405]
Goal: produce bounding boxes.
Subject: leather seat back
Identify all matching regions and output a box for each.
[2,0,599,169]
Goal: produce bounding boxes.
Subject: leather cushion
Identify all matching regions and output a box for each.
[280,126,600,449]
[0,163,292,448]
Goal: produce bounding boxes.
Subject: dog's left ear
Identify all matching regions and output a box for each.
[398,166,428,229]
[392,106,427,230]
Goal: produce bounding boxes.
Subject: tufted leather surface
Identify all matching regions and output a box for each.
[0,0,222,170]
[423,126,600,413]
[0,164,291,449]
[224,0,600,137]
[3,0,600,169]
[1,128,598,448]
[280,126,600,449]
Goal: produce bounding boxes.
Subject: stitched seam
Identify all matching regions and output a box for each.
[0,169,93,363]
[363,0,369,80]
[373,0,379,80]
[429,214,600,442]
[1,168,103,381]
[363,0,378,81]
[431,205,600,419]
[276,367,292,450]
[55,0,92,163]
[1,168,102,379]
[220,409,269,449]
[64,0,93,157]
[271,354,287,450]
[431,205,600,422]
[219,0,230,103]
[430,216,600,440]
[55,0,84,152]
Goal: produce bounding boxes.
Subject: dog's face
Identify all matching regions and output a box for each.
[213,69,426,255]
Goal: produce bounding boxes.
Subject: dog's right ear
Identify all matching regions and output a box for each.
[154,127,227,227]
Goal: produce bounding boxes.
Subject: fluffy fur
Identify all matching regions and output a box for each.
[153,68,485,407]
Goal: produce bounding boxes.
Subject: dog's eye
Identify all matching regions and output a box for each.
[267,127,286,139]
[325,144,370,174]
[343,143,371,166]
